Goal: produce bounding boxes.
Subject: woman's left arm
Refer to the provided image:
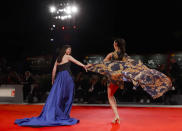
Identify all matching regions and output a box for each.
[67,55,84,67]
[68,55,87,71]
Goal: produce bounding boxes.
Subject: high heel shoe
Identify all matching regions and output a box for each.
[112,117,120,124]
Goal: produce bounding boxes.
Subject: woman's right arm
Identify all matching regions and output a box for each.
[103,53,112,62]
[52,60,57,85]
[86,52,112,68]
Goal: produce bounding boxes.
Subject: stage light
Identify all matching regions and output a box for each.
[60,15,71,20]
[49,6,56,13]
[61,26,65,30]
[49,3,79,21]
[53,25,55,28]
[58,9,64,12]
[50,27,54,31]
[64,6,72,14]
[61,16,66,20]
[71,6,78,13]
[73,25,76,29]
[67,15,72,19]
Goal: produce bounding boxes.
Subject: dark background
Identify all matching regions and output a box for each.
[1,0,182,60]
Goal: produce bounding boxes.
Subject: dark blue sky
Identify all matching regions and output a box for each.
[1,0,182,59]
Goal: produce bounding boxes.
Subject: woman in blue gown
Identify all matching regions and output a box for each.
[15,45,87,126]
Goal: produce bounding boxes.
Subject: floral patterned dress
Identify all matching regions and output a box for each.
[87,51,172,99]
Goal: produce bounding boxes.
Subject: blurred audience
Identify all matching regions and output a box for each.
[0,53,182,105]
[22,71,34,102]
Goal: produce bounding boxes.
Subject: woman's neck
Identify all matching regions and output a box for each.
[115,48,120,52]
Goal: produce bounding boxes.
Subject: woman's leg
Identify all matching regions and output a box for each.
[107,82,122,123]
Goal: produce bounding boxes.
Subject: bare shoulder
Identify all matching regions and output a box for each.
[65,55,72,59]
[60,55,70,63]
[64,54,69,58]
[106,52,113,57]
[65,55,75,61]
[109,52,113,55]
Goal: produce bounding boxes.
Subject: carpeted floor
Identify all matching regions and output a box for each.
[0,104,182,131]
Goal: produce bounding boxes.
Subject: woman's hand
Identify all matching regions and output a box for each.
[52,79,54,85]
[85,64,92,69]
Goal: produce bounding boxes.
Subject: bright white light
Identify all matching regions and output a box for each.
[61,16,67,20]
[60,15,71,20]
[49,6,56,13]
[71,6,78,13]
[51,4,78,20]
[64,6,72,14]
[61,16,65,20]
[64,15,68,19]
[67,15,72,19]
[53,25,55,28]
[58,9,64,12]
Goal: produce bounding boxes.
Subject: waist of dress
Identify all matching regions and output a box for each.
[58,68,70,71]
[58,69,72,74]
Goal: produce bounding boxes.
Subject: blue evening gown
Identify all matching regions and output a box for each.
[15,62,79,126]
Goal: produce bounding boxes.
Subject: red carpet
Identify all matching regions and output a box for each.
[0,104,182,131]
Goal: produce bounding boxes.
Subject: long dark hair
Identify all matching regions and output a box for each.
[114,38,126,59]
[57,45,71,63]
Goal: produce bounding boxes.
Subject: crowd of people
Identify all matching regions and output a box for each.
[0,57,51,103]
